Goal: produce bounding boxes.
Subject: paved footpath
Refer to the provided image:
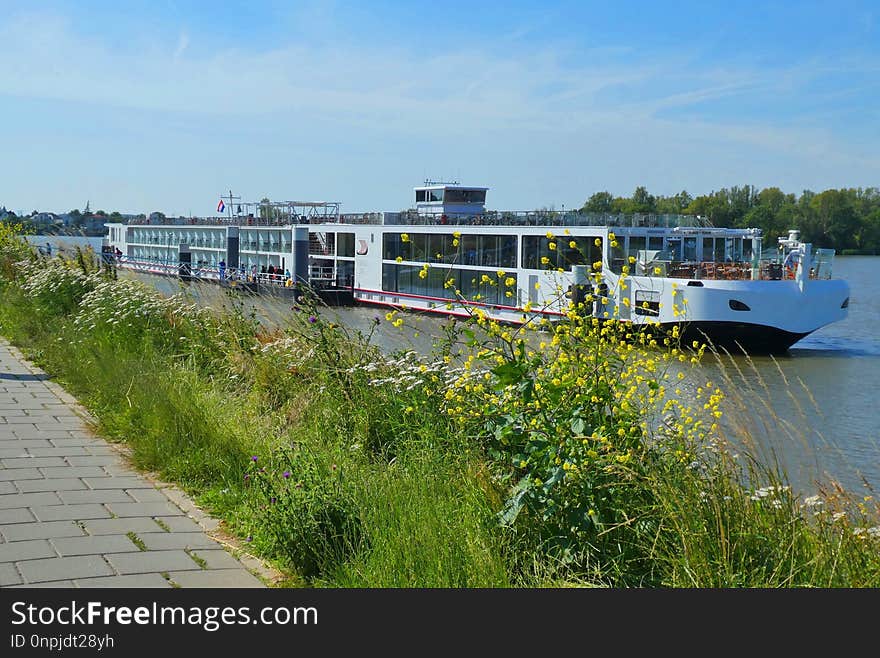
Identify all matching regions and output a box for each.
[0,338,274,588]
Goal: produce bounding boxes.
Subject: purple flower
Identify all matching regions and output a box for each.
[283,471,291,479]
[270,497,277,504]
[308,316,317,323]
[244,474,250,481]
[246,535,253,542]
[251,455,258,462]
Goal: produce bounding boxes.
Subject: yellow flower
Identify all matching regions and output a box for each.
[453,231,461,238]
[546,231,554,239]
[505,277,516,287]
[628,256,636,264]
[395,256,403,263]
[418,269,428,279]
[548,242,556,250]
[653,266,662,275]
[610,241,618,248]
[541,256,550,265]
[569,240,577,249]
[452,239,459,247]
[594,238,601,247]
[401,233,410,242]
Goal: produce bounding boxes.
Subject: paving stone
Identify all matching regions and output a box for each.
[167,569,264,588]
[83,477,153,490]
[0,468,42,481]
[51,534,142,557]
[0,508,36,524]
[2,456,69,468]
[58,489,133,504]
[102,465,139,476]
[74,574,173,588]
[18,555,114,583]
[0,447,29,458]
[125,488,174,503]
[0,491,63,509]
[106,550,200,574]
[2,439,53,449]
[152,516,204,533]
[50,437,104,447]
[27,447,90,457]
[81,517,168,536]
[0,520,86,541]
[106,501,184,517]
[10,428,72,439]
[0,539,57,562]
[138,532,221,551]
[0,563,23,586]
[7,580,75,588]
[31,503,111,521]
[39,466,108,479]
[187,549,247,570]
[84,445,121,455]
[15,478,88,493]
[65,455,120,466]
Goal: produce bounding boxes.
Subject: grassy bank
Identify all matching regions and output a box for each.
[1,224,878,587]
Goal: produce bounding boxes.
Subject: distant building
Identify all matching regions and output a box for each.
[31,212,62,228]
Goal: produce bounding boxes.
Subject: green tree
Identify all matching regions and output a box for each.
[630,186,656,214]
[809,189,859,250]
[582,191,614,213]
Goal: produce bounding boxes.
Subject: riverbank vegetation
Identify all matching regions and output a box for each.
[1,223,878,587]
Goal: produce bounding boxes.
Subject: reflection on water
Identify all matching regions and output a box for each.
[25,237,880,498]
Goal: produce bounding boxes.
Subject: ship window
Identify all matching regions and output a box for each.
[729,299,751,311]
[382,233,411,260]
[634,291,660,316]
[628,236,646,263]
[444,189,486,204]
[522,235,600,271]
[338,233,355,257]
[428,189,444,202]
[416,190,427,203]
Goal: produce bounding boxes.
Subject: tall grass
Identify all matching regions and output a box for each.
[0,224,877,587]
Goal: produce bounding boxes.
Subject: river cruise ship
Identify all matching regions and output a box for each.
[103,182,850,353]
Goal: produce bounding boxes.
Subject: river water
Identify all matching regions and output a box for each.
[26,235,880,498]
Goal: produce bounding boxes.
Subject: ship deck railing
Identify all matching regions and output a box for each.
[629,258,833,281]
[117,210,725,230]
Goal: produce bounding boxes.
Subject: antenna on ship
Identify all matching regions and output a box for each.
[224,190,241,218]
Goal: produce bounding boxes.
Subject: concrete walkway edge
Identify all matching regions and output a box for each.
[0,338,280,588]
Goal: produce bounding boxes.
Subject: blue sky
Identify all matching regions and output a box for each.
[1,0,877,216]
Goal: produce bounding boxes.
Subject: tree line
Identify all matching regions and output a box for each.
[581,185,880,254]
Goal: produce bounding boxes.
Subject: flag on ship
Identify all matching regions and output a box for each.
[217,199,226,213]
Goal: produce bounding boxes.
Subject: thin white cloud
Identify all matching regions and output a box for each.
[173,31,189,60]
